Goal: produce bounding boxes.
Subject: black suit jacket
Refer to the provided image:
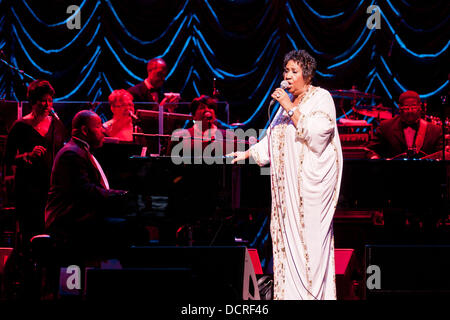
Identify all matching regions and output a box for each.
[44,138,117,240]
[369,116,443,158]
[127,81,164,104]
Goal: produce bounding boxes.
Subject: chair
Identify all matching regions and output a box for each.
[28,234,56,300]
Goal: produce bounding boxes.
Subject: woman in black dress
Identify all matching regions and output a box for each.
[4,79,66,246]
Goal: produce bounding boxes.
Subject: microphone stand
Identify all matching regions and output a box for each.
[438,89,449,226]
[0,50,35,100]
[440,95,448,161]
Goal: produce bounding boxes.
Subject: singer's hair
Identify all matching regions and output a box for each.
[283,50,317,84]
[190,95,218,115]
[108,89,133,106]
[72,110,98,137]
[27,79,55,105]
[147,58,167,74]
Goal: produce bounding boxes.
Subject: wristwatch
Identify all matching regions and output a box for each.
[287,107,297,117]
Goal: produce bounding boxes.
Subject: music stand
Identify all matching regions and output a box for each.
[135,108,192,155]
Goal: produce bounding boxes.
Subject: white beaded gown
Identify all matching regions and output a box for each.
[249,86,343,300]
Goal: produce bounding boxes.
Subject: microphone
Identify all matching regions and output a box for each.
[50,109,60,121]
[204,111,213,121]
[269,80,289,108]
[129,111,139,121]
[280,80,289,90]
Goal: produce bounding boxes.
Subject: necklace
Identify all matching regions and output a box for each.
[294,85,312,107]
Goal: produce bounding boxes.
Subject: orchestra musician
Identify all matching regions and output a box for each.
[103,89,140,142]
[127,58,180,112]
[168,95,235,157]
[368,90,443,159]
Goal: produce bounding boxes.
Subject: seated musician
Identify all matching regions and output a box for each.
[165,96,236,245]
[45,110,146,251]
[103,89,140,142]
[167,95,235,158]
[127,58,180,112]
[368,90,442,159]
[128,58,182,138]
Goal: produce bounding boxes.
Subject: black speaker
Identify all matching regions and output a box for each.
[85,267,193,300]
[84,246,259,301]
[365,244,450,298]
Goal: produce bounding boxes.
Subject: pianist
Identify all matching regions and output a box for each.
[45,110,142,251]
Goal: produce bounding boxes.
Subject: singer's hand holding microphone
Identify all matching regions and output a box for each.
[227,81,291,164]
[270,80,292,111]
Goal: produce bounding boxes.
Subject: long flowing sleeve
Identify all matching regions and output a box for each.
[296,91,336,157]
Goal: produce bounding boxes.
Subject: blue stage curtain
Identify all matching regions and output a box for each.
[0,0,448,127]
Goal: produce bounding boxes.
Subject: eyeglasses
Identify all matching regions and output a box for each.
[113,103,134,108]
[399,105,420,111]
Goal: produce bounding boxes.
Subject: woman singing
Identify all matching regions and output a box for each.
[4,79,66,246]
[228,50,343,300]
